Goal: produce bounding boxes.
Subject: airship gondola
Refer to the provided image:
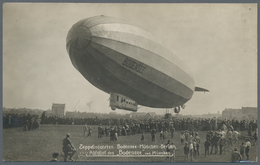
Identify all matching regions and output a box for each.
[66,15,208,113]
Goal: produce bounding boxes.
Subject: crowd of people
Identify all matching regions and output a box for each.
[170,128,255,162]
[38,114,257,132]
[3,111,257,162]
[3,113,40,131]
[3,112,257,135]
[69,122,256,162]
[80,117,257,140]
[80,117,257,162]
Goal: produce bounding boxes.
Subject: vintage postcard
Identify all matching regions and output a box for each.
[2,3,257,163]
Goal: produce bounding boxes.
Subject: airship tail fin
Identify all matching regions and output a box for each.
[195,87,209,92]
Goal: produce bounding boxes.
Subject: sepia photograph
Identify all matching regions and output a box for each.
[2,3,258,163]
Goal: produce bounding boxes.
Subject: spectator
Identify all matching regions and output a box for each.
[98,124,102,138]
[189,141,193,161]
[227,130,233,146]
[180,132,185,145]
[184,142,189,161]
[194,133,200,156]
[210,132,219,154]
[170,126,175,138]
[218,134,225,155]
[185,131,189,142]
[83,124,88,137]
[160,131,163,140]
[245,139,251,160]
[170,142,177,161]
[232,130,240,142]
[193,140,197,157]
[141,132,144,142]
[151,129,156,142]
[87,125,92,137]
[204,138,211,157]
[231,148,242,162]
[165,140,171,161]
[115,132,119,141]
[239,142,245,159]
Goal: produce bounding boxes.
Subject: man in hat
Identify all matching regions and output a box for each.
[62,133,76,161]
[50,153,59,162]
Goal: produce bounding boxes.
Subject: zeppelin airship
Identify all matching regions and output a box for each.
[66,15,208,113]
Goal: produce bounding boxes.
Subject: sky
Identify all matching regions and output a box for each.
[3,3,257,115]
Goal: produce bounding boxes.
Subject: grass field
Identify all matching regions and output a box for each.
[3,124,258,162]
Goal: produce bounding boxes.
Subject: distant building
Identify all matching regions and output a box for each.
[222,107,257,120]
[46,103,65,117]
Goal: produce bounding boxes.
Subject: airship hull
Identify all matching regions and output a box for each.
[66,16,195,109]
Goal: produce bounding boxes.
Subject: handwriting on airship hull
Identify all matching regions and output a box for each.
[66,16,195,109]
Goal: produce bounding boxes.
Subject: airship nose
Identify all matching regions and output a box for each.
[66,25,92,50]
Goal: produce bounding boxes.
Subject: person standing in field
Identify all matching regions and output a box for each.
[24,120,29,131]
[245,139,251,160]
[227,130,233,146]
[189,141,193,161]
[170,142,177,161]
[218,134,225,155]
[210,132,219,154]
[194,133,200,156]
[204,138,211,157]
[222,123,228,133]
[239,142,245,159]
[141,132,144,143]
[170,125,175,138]
[193,140,197,158]
[98,124,102,138]
[160,131,163,140]
[165,140,171,161]
[206,131,211,141]
[184,142,189,161]
[87,125,92,137]
[151,129,156,142]
[180,132,185,145]
[114,132,119,141]
[83,123,88,137]
[185,131,189,142]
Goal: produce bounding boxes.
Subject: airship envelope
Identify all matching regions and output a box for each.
[66,15,208,112]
